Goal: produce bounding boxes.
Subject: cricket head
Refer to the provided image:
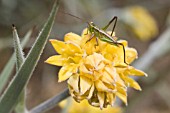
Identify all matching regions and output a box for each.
[88,22,95,26]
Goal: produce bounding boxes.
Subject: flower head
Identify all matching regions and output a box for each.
[59,98,122,113]
[123,6,158,41]
[45,28,147,109]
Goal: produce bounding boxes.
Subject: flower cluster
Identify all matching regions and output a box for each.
[123,6,158,41]
[59,98,122,113]
[45,29,147,109]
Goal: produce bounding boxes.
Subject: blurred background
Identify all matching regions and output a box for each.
[0,0,170,113]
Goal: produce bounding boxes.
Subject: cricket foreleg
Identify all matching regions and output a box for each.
[94,37,99,47]
[86,33,94,43]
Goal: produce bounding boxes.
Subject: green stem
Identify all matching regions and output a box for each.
[29,89,70,113]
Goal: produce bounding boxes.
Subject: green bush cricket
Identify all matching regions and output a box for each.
[61,12,128,65]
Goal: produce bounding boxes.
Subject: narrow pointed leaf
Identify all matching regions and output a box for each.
[13,25,27,113]
[13,25,25,70]
[0,28,32,93]
[0,0,60,113]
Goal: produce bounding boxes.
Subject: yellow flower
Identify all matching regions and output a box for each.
[59,98,122,113]
[45,28,147,109]
[123,6,158,41]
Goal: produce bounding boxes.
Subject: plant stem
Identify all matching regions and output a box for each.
[29,89,70,113]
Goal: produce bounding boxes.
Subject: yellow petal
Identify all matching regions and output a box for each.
[64,32,81,45]
[87,84,95,99]
[45,55,67,66]
[105,66,117,80]
[79,64,91,74]
[85,53,104,70]
[67,74,79,93]
[101,71,114,85]
[50,39,67,54]
[79,64,95,80]
[67,42,82,54]
[126,48,138,64]
[122,75,141,90]
[97,62,105,70]
[58,64,78,82]
[81,73,94,81]
[126,66,147,76]
[93,53,104,67]
[68,85,76,98]
[80,76,92,95]
[115,74,126,87]
[71,56,81,64]
[68,54,82,64]
[93,71,102,81]
[107,93,116,106]
[102,40,130,64]
[75,95,86,102]
[97,92,105,109]
[103,53,113,61]
[85,54,96,67]
[102,44,123,63]
[116,92,127,105]
[116,86,127,97]
[95,80,113,92]
[104,83,116,91]
[90,102,100,107]
[117,40,128,47]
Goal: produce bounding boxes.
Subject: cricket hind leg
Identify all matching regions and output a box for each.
[117,42,129,65]
[102,16,118,36]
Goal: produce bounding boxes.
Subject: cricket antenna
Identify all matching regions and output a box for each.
[59,10,88,23]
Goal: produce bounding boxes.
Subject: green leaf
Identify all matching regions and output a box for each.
[0,0,61,112]
[13,25,25,70]
[0,29,32,93]
[12,25,27,113]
